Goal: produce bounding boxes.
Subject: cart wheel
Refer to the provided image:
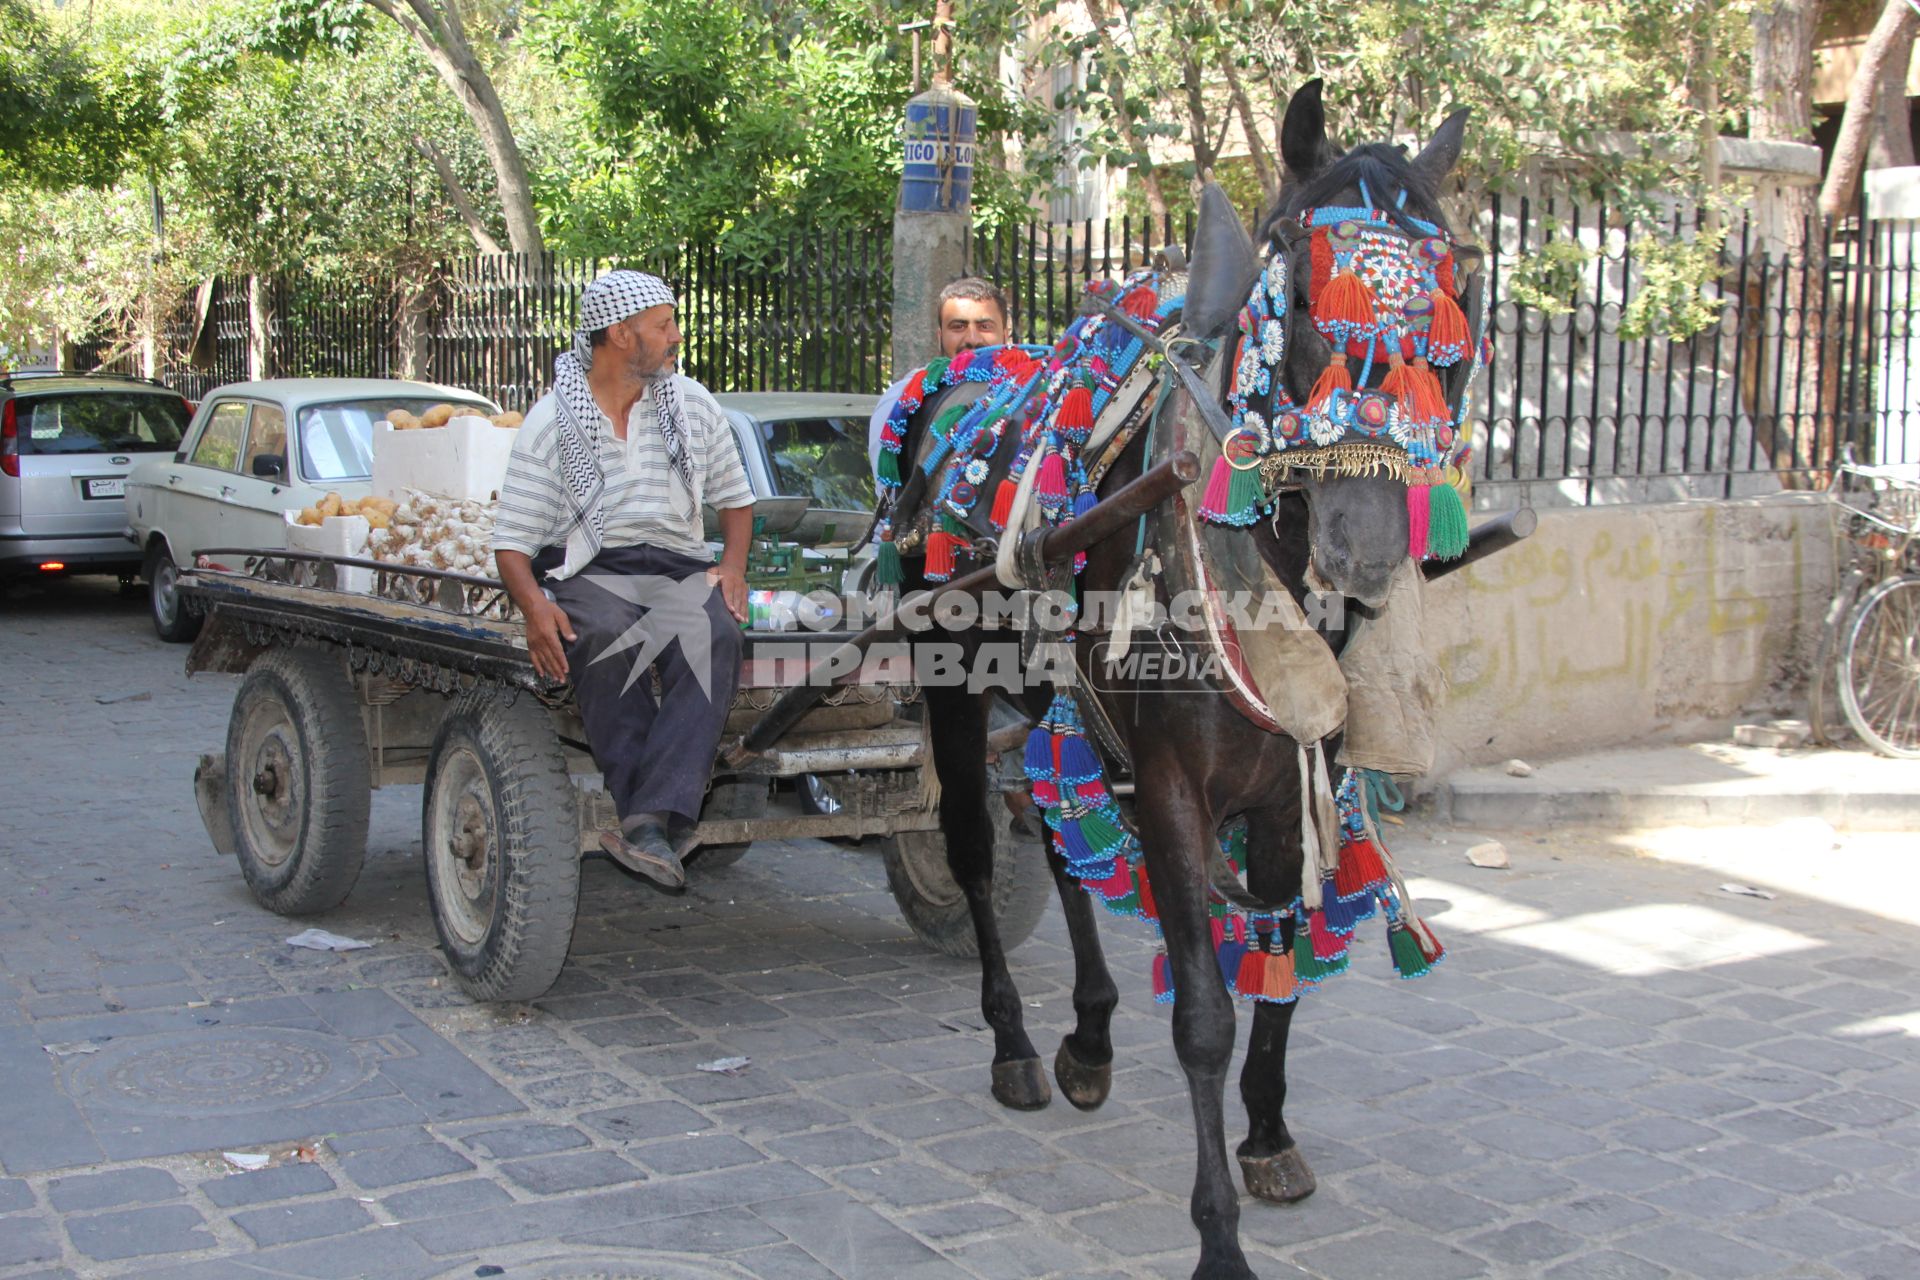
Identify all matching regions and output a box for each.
[148,542,201,644]
[881,815,1049,958]
[1839,574,1920,759]
[688,778,771,871]
[225,647,369,914]
[424,688,581,1002]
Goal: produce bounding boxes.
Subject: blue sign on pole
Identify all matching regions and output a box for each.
[900,88,977,214]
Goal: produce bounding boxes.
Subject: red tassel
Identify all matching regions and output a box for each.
[1136,863,1159,921]
[1037,452,1068,502]
[925,530,958,580]
[988,477,1018,530]
[1310,228,1334,293]
[1435,253,1457,296]
[1378,355,1412,406]
[1200,455,1235,516]
[1308,910,1347,961]
[1308,356,1351,411]
[1314,271,1377,331]
[1409,361,1450,422]
[1334,836,1389,899]
[1152,953,1176,1001]
[1058,385,1094,433]
[1236,948,1267,997]
[1429,289,1470,359]
[1409,481,1433,557]
[1262,949,1297,1001]
[1089,859,1132,899]
[949,349,976,376]
[1121,286,1158,319]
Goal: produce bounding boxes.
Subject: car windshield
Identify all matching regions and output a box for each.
[14,391,188,454]
[755,414,875,512]
[297,397,493,481]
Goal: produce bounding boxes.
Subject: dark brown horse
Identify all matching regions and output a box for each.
[888,85,1473,1279]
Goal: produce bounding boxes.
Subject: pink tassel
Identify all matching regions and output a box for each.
[1406,483,1431,561]
[1200,456,1234,520]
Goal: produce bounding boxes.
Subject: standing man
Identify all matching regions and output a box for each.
[868,276,1011,474]
[494,271,754,890]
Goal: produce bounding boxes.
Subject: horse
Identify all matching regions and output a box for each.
[869,82,1478,1280]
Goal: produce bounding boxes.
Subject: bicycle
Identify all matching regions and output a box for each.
[1810,446,1920,758]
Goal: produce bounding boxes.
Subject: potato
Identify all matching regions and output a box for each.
[419,403,455,428]
[364,510,391,530]
[386,409,420,430]
[316,492,344,519]
[490,411,523,429]
[297,506,322,527]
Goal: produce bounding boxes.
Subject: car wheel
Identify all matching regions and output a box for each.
[148,543,202,643]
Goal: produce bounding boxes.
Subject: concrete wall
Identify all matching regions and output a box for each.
[1424,493,1834,780]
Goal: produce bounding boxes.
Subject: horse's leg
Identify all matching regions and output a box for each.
[924,681,1051,1110]
[1234,807,1317,1204]
[1137,770,1252,1280]
[1045,842,1118,1110]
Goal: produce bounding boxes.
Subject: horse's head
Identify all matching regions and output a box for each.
[1185,81,1476,607]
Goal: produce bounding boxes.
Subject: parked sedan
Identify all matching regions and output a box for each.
[127,378,497,641]
[1,372,194,583]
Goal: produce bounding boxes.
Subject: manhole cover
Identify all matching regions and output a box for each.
[68,1028,369,1117]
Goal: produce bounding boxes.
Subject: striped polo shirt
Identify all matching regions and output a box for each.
[493,375,754,565]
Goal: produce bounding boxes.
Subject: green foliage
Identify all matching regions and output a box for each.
[0,0,164,188]
[1505,227,1593,316]
[1619,224,1730,342]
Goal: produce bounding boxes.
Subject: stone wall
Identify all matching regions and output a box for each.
[1424,493,1834,780]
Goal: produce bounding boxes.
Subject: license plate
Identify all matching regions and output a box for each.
[84,477,126,499]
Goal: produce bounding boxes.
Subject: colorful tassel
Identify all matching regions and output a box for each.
[1314,270,1377,335]
[1308,355,1351,411]
[1426,480,1470,559]
[1152,952,1176,1003]
[1121,286,1158,319]
[1408,360,1450,423]
[1089,859,1133,900]
[1389,925,1437,979]
[1073,777,1110,804]
[1058,733,1103,783]
[1036,452,1069,517]
[1260,948,1298,1001]
[924,529,958,581]
[1333,837,1388,900]
[1029,776,1059,807]
[988,477,1018,530]
[1058,385,1094,435]
[1236,947,1268,997]
[1073,488,1098,519]
[876,448,901,486]
[1406,483,1431,560]
[1056,816,1098,869]
[1293,925,1346,982]
[1024,726,1054,779]
[1200,455,1235,520]
[875,538,903,588]
[1378,355,1411,406]
[1136,860,1159,921]
[1427,289,1470,365]
[1076,806,1131,855]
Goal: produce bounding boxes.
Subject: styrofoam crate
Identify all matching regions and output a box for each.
[371,418,519,504]
[283,511,375,594]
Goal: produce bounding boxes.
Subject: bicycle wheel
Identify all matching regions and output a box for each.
[1810,574,1862,746]
[1839,574,1920,759]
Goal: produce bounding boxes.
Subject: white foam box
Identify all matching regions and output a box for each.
[372,417,518,505]
[283,511,375,594]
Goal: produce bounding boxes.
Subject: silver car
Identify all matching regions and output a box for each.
[126,378,498,641]
[0,372,193,584]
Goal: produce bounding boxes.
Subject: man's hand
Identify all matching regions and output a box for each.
[524,597,578,681]
[707,563,749,623]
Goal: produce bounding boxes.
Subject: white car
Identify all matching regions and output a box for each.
[126,378,498,641]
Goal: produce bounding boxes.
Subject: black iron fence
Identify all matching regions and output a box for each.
[78,199,1909,505]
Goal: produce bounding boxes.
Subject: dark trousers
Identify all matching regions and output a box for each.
[546,544,742,826]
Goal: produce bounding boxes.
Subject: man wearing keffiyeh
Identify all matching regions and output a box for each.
[494,270,755,889]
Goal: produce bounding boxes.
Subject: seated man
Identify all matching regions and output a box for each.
[493,271,754,889]
[867,276,1011,475]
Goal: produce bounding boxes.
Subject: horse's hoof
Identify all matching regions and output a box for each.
[1054,1038,1113,1111]
[991,1057,1052,1111]
[1240,1144,1316,1204]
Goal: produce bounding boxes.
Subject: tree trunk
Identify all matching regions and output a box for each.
[247,275,273,381]
[366,0,544,255]
[412,135,504,254]
[1220,52,1280,206]
[1082,0,1170,223]
[1868,19,1916,169]
[1821,0,1920,219]
[1749,0,1821,249]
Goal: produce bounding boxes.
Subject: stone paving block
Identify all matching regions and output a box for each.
[1717,1106,1834,1144]
[457,1122,593,1160]
[0,1217,60,1267]
[1839,1240,1920,1280]
[574,1014,696,1049]
[1463,1113,1605,1161]
[1542,1250,1673,1280]
[100,962,189,988]
[730,1242,845,1280]
[245,1225,449,1280]
[579,1100,711,1144]
[231,1197,374,1247]
[200,1163,337,1208]
[1539,1192,1662,1235]
[1461,1219,1585,1266]
[751,1191,972,1279]
[1459,1164,1577,1206]
[1341,1172,1506,1233]
[1798,1089,1915,1129]
[903,1199,1021,1238]
[1607,1113,1725,1154]
[65,1204,213,1261]
[948,1231,1102,1279]
[47,1166,180,1220]
[865,1097,997,1142]
[570,1205,789,1253]
[629,1133,766,1176]
[339,1140,474,1189]
[717,1095,852,1137]
[378,1177,516,1221]
[498,1150,646,1195]
[1694,1138,1848,1194]
[765,1126,899,1169]
[0,1177,34,1214]
[833,1160,979,1210]
[1817,1186,1920,1231]
[1293,1227,1489,1280]
[1068,1199,1197,1257]
[1742,1206,1898,1262]
[1642,1174,1778,1218]
[1558,1149,1690,1195]
[1617,1221,1790,1280]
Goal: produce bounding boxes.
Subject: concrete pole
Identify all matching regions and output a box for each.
[890,80,977,379]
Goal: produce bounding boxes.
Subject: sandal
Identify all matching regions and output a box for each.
[598,829,687,890]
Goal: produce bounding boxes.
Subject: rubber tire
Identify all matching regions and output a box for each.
[225,646,369,915]
[881,813,1050,958]
[423,688,581,1002]
[148,542,202,644]
[689,778,772,871]
[1839,574,1920,759]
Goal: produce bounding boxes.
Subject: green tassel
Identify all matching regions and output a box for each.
[939,513,969,538]
[875,540,903,587]
[1105,890,1141,917]
[1292,929,1346,982]
[930,403,969,440]
[1388,925,1433,978]
[1226,464,1264,520]
[1077,809,1131,855]
[923,357,951,384]
[1426,482,1470,560]
[877,449,900,486]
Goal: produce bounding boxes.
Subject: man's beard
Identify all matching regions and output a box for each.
[636,351,679,382]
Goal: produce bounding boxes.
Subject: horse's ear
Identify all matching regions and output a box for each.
[1183,182,1260,344]
[1410,107,1471,186]
[1280,79,1331,180]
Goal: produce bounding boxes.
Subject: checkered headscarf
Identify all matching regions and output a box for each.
[550,271,693,561]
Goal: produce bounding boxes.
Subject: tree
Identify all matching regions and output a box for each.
[0,0,161,189]
[1821,0,1919,217]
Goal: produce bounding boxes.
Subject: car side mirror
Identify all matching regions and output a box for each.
[250,453,286,479]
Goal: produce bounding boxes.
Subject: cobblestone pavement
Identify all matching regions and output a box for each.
[2,577,1918,1280]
